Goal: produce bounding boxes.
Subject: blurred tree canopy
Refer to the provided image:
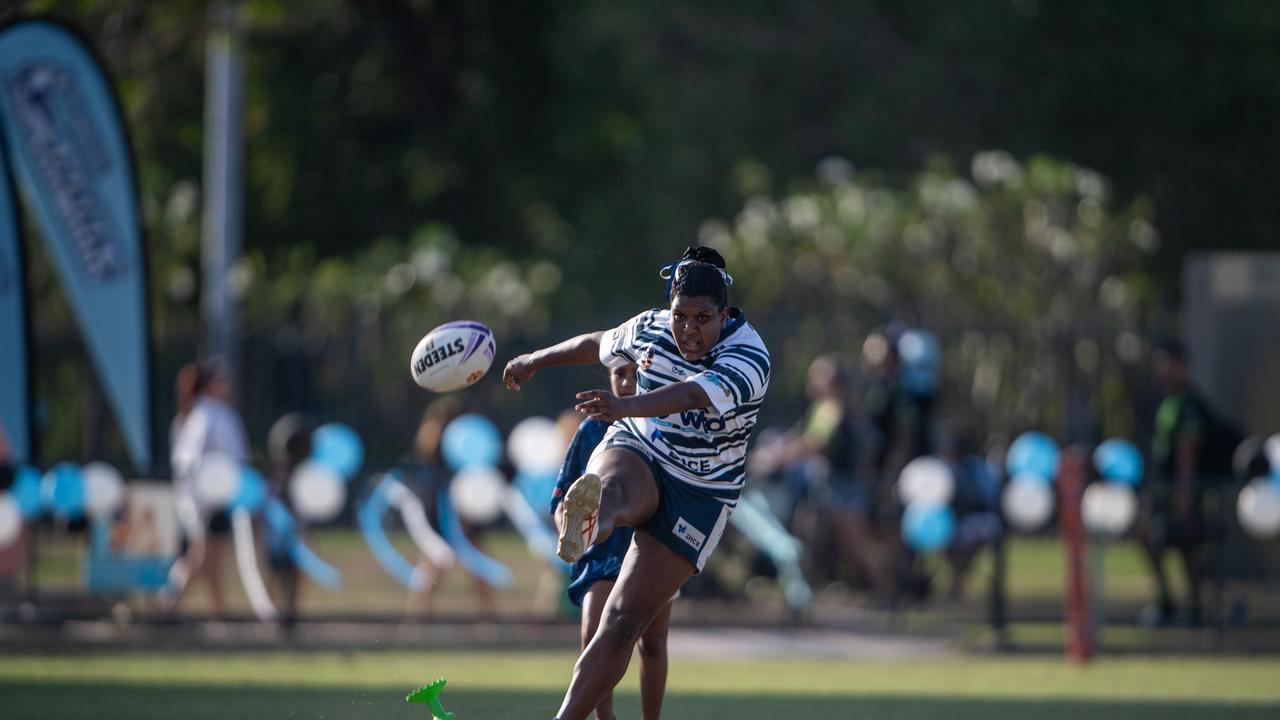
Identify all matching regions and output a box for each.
[706,153,1158,445]
[6,0,1277,463]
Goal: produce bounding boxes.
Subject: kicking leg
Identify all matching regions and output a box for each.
[558,448,659,562]
[556,531,692,720]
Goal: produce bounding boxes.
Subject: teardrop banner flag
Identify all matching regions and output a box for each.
[0,19,152,469]
[0,129,29,462]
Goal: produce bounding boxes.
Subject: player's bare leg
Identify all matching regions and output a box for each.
[581,581,618,720]
[637,597,672,720]
[556,531,692,720]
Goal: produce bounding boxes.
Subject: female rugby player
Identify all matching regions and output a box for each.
[551,362,671,720]
[503,248,770,720]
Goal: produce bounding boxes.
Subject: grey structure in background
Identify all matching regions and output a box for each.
[1185,253,1280,434]
[200,1,244,369]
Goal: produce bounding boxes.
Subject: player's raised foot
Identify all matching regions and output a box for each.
[558,473,602,563]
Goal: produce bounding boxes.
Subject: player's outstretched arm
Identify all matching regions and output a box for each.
[503,331,605,390]
[574,381,712,422]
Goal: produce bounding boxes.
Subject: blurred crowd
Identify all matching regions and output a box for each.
[2,332,1276,632]
[745,327,993,609]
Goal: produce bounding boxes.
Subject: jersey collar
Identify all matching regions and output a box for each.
[720,307,746,340]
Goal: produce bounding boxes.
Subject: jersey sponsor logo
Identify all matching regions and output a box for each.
[702,371,734,399]
[673,516,705,551]
[608,432,646,454]
[679,409,725,433]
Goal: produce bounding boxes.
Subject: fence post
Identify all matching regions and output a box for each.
[1059,446,1093,664]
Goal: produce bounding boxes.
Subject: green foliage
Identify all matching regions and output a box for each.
[703,152,1157,440]
[9,0,1278,461]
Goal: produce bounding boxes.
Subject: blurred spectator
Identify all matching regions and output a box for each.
[404,396,496,618]
[166,358,249,617]
[863,331,937,495]
[1138,340,1237,627]
[862,330,937,602]
[750,355,891,601]
[945,433,1002,600]
[265,412,317,628]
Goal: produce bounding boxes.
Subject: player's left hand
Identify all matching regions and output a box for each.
[575,389,628,422]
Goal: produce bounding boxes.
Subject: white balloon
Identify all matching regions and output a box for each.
[1265,435,1280,472]
[0,494,21,547]
[1082,481,1137,538]
[194,453,242,510]
[898,456,955,506]
[290,460,347,522]
[450,466,506,524]
[1238,478,1280,539]
[82,462,126,517]
[507,416,568,474]
[1002,474,1055,531]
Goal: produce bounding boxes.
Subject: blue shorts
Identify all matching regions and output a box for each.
[565,527,632,607]
[595,424,736,573]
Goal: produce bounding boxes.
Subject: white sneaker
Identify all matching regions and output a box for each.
[558,473,602,563]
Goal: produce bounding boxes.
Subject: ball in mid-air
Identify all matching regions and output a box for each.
[410,321,496,392]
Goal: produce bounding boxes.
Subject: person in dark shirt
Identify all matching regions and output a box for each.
[862,331,936,601]
[1140,341,1209,626]
[751,354,891,600]
[264,412,317,629]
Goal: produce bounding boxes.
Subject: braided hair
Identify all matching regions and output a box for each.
[660,246,732,308]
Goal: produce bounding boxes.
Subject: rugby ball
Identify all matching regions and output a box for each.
[410,321,497,392]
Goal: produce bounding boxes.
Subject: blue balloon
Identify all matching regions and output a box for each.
[12,465,43,519]
[44,462,86,519]
[441,414,503,471]
[312,423,364,480]
[230,465,268,513]
[902,502,955,552]
[901,367,940,396]
[515,470,559,516]
[898,330,941,396]
[1093,439,1144,485]
[1007,431,1060,482]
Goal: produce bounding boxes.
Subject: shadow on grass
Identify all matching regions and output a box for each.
[3,681,1277,720]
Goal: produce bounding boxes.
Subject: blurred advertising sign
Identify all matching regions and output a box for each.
[0,130,29,462]
[0,19,152,469]
[1185,253,1280,435]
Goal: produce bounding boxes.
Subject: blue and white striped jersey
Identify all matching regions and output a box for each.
[598,307,770,494]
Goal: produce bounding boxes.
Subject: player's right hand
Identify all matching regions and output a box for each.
[503,355,536,390]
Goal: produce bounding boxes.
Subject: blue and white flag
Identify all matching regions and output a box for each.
[0,20,151,468]
[0,132,28,461]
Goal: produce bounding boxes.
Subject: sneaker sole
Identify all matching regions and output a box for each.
[558,473,602,563]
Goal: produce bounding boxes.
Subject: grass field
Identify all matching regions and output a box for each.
[29,528,1211,617]
[3,650,1280,719]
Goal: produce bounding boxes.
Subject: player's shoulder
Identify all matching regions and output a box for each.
[717,311,770,359]
[637,307,669,325]
[626,307,671,337]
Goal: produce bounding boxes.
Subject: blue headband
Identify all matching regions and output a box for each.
[659,260,734,301]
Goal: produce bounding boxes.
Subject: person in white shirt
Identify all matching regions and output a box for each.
[166,358,249,616]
